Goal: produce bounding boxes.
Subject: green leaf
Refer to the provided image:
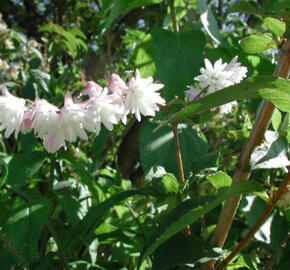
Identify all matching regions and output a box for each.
[250,131,290,170]
[152,28,206,100]
[198,0,223,44]
[206,171,232,189]
[6,152,47,187]
[60,152,106,203]
[264,17,286,36]
[138,181,263,266]
[271,109,282,131]
[240,34,277,54]
[102,0,163,33]
[56,193,81,228]
[227,1,266,17]
[5,198,52,258]
[70,188,155,246]
[29,69,51,93]
[134,34,156,77]
[140,121,209,178]
[161,174,180,194]
[156,76,290,129]
[152,234,225,269]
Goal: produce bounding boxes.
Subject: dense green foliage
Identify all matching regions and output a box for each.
[0,0,289,269]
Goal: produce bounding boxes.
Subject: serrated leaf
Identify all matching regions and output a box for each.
[102,0,163,33]
[250,131,290,169]
[264,17,286,36]
[5,198,52,258]
[6,152,47,187]
[198,0,223,44]
[138,181,263,266]
[140,121,209,178]
[134,34,156,77]
[152,234,225,269]
[156,76,290,130]
[227,1,266,17]
[206,171,232,189]
[152,28,206,100]
[161,174,180,194]
[240,34,277,54]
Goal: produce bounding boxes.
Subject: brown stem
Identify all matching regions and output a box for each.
[172,123,185,183]
[46,221,70,270]
[215,170,290,270]
[168,0,179,32]
[202,39,290,270]
[172,122,191,235]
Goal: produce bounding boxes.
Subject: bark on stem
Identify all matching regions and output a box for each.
[202,39,290,270]
[215,170,290,270]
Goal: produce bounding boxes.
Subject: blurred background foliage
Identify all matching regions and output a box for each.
[0,0,289,269]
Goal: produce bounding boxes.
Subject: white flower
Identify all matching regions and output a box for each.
[108,74,128,96]
[31,98,61,138]
[83,81,103,98]
[224,56,247,84]
[0,87,26,138]
[185,86,203,102]
[0,59,9,71]
[125,69,165,121]
[277,185,290,209]
[86,86,124,133]
[43,130,66,153]
[195,59,233,93]
[60,93,95,142]
[219,101,237,114]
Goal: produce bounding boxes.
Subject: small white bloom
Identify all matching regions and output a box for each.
[87,86,124,132]
[43,129,66,153]
[4,39,14,50]
[125,69,165,121]
[0,87,26,138]
[0,59,9,71]
[60,93,95,142]
[219,101,237,114]
[185,86,203,102]
[224,56,248,84]
[83,81,103,98]
[108,74,128,96]
[195,58,233,93]
[31,98,61,138]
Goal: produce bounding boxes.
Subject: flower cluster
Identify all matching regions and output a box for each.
[185,56,247,113]
[0,70,165,153]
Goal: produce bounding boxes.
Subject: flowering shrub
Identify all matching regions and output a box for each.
[0,1,289,270]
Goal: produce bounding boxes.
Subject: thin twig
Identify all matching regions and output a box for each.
[46,220,70,270]
[215,170,290,270]
[168,0,179,32]
[126,202,147,242]
[172,122,185,183]
[0,232,30,269]
[202,39,290,270]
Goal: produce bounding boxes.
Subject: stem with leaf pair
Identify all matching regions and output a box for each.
[216,169,290,270]
[202,39,290,270]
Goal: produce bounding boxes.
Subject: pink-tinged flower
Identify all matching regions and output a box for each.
[31,98,61,137]
[21,110,33,134]
[60,93,95,142]
[195,58,233,93]
[185,86,203,102]
[224,56,248,84]
[88,90,124,132]
[43,130,66,153]
[0,87,26,138]
[82,81,103,98]
[125,69,165,121]
[108,74,128,95]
